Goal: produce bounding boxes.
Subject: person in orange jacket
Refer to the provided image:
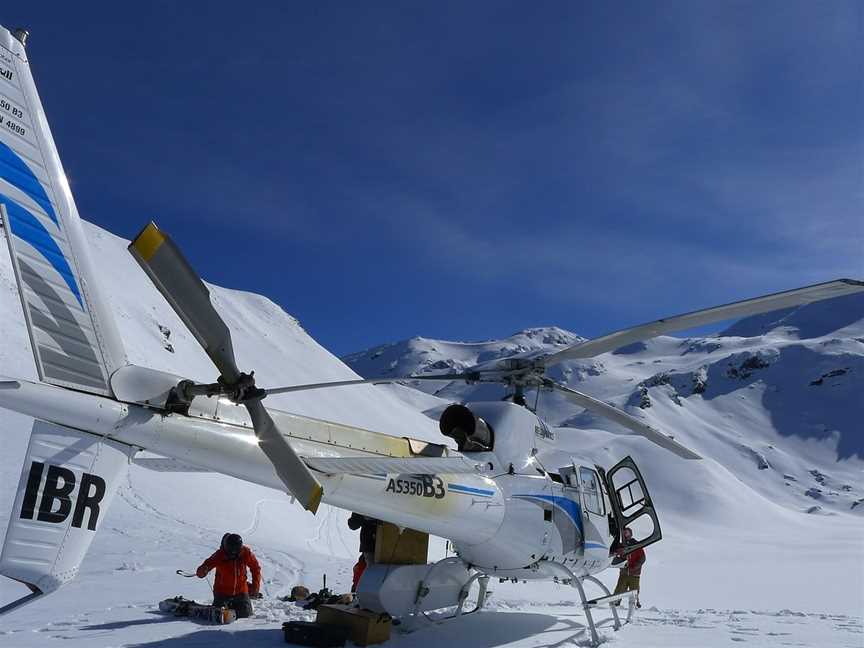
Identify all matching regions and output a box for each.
[197,533,262,618]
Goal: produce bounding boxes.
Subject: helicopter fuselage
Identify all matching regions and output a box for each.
[0,374,648,581]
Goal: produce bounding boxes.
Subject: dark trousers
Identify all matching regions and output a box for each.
[213,593,253,618]
[613,571,641,605]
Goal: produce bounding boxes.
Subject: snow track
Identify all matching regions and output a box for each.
[2,600,859,647]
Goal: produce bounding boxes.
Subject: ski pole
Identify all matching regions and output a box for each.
[178,569,215,596]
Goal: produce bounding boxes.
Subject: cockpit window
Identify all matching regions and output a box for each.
[580,467,604,515]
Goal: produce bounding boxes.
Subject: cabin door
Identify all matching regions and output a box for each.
[597,455,662,555]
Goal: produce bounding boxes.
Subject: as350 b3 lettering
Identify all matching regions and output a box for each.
[385,475,445,499]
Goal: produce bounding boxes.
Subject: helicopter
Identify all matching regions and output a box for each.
[0,22,861,644]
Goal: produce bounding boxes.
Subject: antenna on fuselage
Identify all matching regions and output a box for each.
[512,385,527,407]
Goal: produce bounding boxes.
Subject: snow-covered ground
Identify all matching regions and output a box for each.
[0,222,862,647]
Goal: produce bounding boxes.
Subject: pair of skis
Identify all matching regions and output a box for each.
[162,569,237,624]
[158,595,237,624]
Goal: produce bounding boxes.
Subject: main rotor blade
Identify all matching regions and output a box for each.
[542,279,864,367]
[264,372,483,395]
[245,399,323,513]
[547,380,702,460]
[128,222,240,381]
[265,378,393,395]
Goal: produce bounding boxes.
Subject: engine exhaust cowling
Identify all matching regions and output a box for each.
[440,404,494,452]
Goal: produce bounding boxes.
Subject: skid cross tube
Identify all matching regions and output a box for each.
[455,572,491,617]
[555,565,636,647]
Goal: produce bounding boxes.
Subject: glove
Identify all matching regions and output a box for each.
[248,583,263,599]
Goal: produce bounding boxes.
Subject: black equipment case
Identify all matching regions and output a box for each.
[282,620,349,647]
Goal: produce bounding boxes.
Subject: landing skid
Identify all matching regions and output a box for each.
[453,571,492,617]
[400,567,492,632]
[361,557,633,646]
[562,570,636,647]
[361,557,491,633]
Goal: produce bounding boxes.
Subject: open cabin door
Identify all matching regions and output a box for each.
[597,456,661,555]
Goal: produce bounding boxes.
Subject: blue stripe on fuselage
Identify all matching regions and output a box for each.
[447,483,495,497]
[513,493,585,537]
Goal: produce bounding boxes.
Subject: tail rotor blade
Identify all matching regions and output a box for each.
[245,399,323,513]
[129,221,323,513]
[128,222,240,381]
[547,380,701,460]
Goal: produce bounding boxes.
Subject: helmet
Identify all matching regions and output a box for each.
[221,533,243,559]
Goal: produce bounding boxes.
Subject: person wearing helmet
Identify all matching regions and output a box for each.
[196,533,262,618]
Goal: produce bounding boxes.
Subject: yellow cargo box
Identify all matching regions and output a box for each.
[374,522,428,565]
[316,603,391,646]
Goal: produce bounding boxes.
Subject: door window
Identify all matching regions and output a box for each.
[579,467,604,515]
[599,456,663,553]
[559,466,579,489]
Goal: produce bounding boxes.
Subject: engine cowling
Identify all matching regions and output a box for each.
[439,402,562,571]
[439,404,494,452]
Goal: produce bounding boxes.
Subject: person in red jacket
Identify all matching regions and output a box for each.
[612,527,645,608]
[348,513,379,592]
[197,533,262,618]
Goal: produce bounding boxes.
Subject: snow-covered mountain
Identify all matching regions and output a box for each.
[344,297,864,518]
[0,221,861,646]
[342,327,585,379]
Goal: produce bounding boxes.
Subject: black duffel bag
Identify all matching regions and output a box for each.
[282,620,349,647]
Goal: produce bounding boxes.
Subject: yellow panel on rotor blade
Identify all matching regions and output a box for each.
[306,484,323,514]
[130,222,166,262]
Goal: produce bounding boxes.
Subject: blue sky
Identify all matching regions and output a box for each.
[4,2,862,356]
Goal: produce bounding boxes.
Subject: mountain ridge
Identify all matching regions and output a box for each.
[343,297,864,516]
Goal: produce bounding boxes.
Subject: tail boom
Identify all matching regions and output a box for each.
[0,376,503,546]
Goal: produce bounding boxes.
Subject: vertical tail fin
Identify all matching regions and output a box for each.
[0,26,126,395]
[0,420,134,615]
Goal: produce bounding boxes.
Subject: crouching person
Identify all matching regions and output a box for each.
[197,533,262,618]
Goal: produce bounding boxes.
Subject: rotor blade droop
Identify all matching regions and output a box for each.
[541,279,864,366]
[546,380,702,460]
